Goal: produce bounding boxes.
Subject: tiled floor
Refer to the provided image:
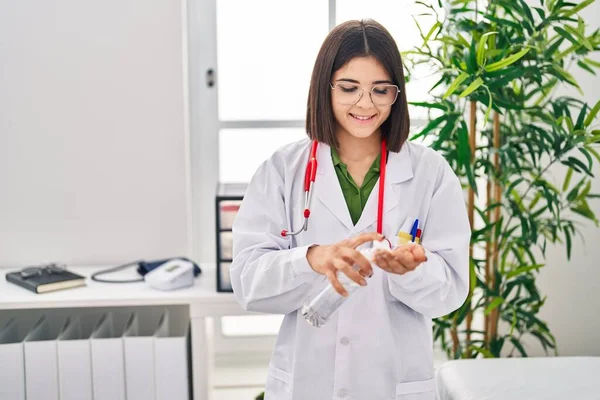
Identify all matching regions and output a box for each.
[213,388,265,400]
[213,362,268,400]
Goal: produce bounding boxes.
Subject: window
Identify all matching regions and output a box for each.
[335,0,442,122]
[195,0,443,342]
[219,128,306,182]
[216,1,329,121]
[217,0,441,184]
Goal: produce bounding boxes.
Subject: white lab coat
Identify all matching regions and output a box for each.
[231,138,470,400]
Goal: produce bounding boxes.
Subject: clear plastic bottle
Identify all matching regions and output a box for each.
[302,239,391,328]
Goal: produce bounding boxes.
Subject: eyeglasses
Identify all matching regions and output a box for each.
[20,263,67,279]
[330,82,400,107]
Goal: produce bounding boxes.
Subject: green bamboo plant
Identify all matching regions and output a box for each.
[404,0,600,359]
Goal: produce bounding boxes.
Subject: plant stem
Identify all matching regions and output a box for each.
[491,112,502,343]
[466,100,477,354]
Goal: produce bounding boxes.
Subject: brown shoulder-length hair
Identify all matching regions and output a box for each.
[306,19,410,153]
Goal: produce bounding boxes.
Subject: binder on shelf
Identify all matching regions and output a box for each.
[123,310,162,400]
[0,318,27,400]
[215,182,247,292]
[154,308,191,400]
[90,312,130,400]
[57,315,98,400]
[23,315,65,400]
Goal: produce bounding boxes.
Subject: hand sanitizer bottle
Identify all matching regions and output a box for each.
[302,239,391,328]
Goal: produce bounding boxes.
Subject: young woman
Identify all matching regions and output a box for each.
[231,19,470,400]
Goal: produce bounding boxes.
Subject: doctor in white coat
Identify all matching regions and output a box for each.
[231,19,470,400]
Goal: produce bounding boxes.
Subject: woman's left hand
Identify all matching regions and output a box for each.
[373,243,428,275]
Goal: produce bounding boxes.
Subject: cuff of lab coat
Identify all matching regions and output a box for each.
[291,245,319,278]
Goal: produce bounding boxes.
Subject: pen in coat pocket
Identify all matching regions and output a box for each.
[397,217,414,245]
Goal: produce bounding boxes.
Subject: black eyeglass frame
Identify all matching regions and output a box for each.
[20,263,67,279]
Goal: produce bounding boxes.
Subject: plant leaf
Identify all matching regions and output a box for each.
[483,86,494,126]
[458,122,478,194]
[477,32,498,66]
[460,77,485,97]
[568,156,593,176]
[506,264,544,279]
[549,66,582,93]
[560,0,595,16]
[563,25,593,50]
[584,100,600,127]
[485,48,530,72]
[484,297,504,315]
[554,26,579,46]
[443,72,469,99]
[585,146,600,164]
[578,60,596,75]
[408,101,447,110]
[507,177,525,194]
[565,226,572,260]
[510,337,528,357]
[563,167,573,191]
[411,115,447,141]
[579,147,594,171]
[584,57,600,68]
[423,21,442,46]
[571,201,597,221]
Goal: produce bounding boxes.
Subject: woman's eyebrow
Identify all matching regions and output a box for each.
[335,78,394,84]
[372,79,393,84]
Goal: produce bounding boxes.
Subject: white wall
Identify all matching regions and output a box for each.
[0,0,191,266]
[523,1,600,357]
[1,0,598,358]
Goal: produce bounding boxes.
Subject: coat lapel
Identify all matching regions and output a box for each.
[312,141,414,235]
[352,143,414,235]
[312,142,355,231]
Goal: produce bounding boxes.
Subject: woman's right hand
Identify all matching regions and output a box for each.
[306,232,383,297]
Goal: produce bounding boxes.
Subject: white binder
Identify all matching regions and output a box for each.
[123,311,161,400]
[154,309,191,400]
[23,315,64,400]
[89,312,129,400]
[57,315,97,400]
[0,318,26,400]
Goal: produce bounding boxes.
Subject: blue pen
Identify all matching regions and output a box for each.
[409,219,419,242]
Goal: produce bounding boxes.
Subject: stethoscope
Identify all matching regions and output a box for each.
[281,139,388,237]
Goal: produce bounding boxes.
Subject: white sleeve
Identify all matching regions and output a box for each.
[230,158,322,315]
[387,160,470,318]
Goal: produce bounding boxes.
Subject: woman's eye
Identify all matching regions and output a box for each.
[373,86,389,95]
[338,85,358,93]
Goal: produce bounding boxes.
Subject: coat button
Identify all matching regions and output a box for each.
[340,337,350,345]
[338,388,348,398]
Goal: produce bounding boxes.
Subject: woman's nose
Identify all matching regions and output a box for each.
[355,89,375,108]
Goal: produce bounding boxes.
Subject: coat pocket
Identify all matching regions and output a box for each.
[264,363,292,400]
[395,378,435,400]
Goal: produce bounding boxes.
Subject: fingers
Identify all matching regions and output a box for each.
[340,247,373,278]
[395,245,428,269]
[374,250,409,275]
[412,245,428,263]
[374,244,428,275]
[334,259,367,287]
[373,250,392,272]
[344,232,383,249]
[325,269,348,297]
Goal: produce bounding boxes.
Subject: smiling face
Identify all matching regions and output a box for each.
[330,56,394,143]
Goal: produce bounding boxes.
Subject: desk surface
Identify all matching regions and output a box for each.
[0,264,245,316]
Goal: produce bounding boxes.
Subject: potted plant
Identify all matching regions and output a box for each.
[404,0,600,358]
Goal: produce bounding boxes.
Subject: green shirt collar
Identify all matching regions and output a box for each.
[330,146,381,172]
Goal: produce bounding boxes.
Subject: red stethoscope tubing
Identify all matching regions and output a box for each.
[281,139,387,237]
